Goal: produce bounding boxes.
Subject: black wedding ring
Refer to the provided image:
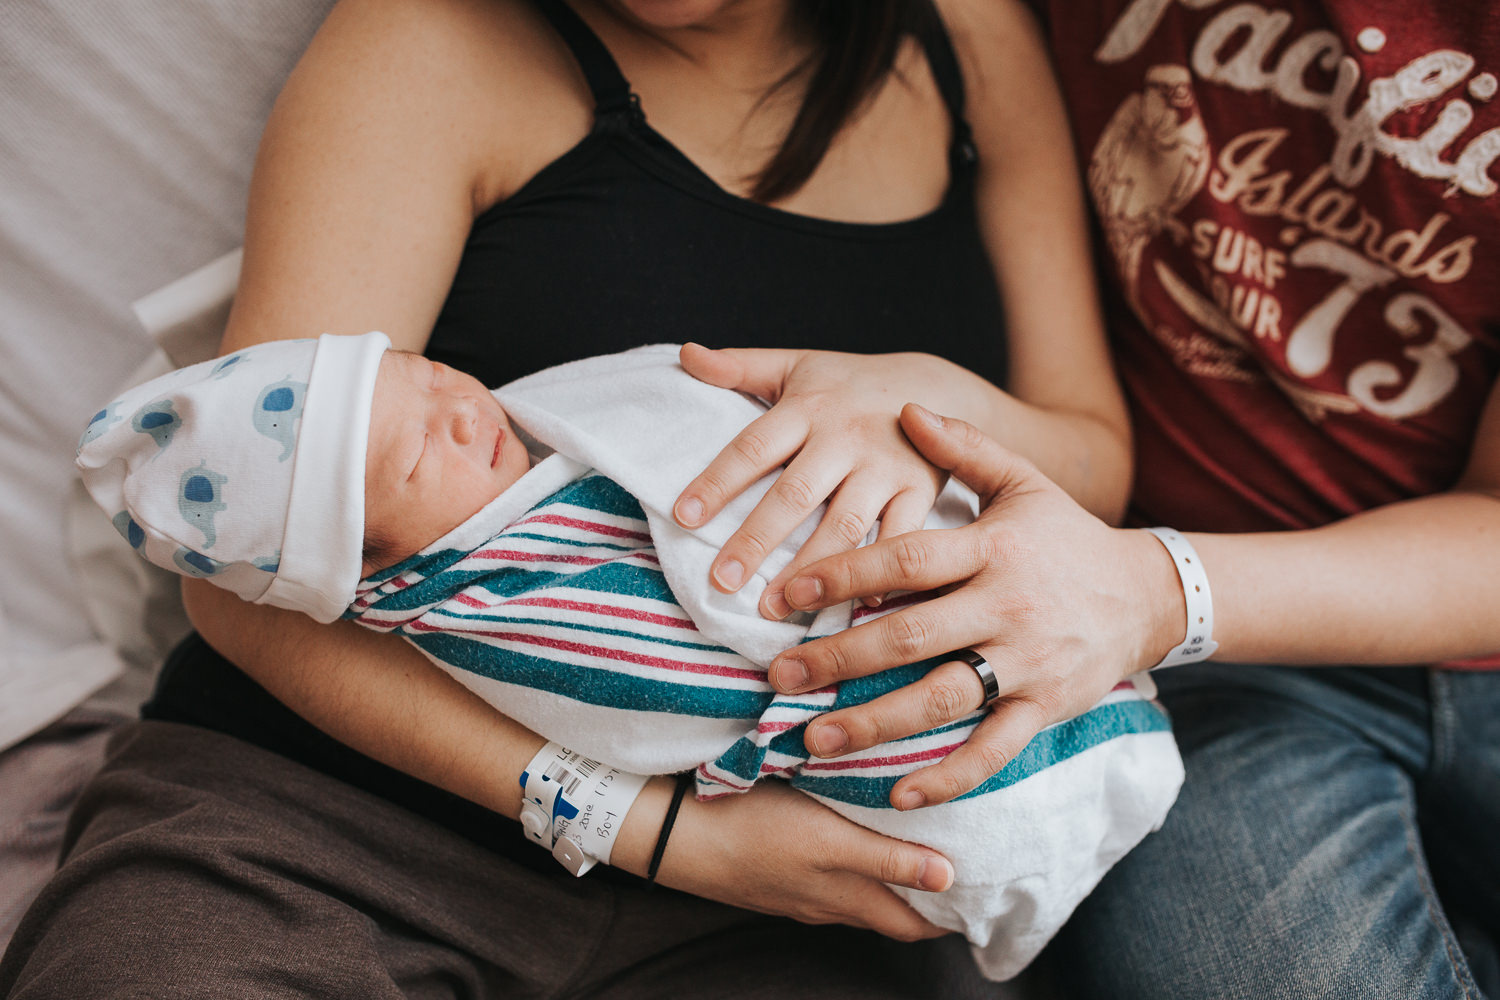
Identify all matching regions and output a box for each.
[954,648,1001,706]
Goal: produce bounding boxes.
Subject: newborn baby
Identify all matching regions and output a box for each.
[77,333,1183,981]
[358,346,533,576]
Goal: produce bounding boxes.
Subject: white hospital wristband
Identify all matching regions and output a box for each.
[519,743,648,876]
[1142,527,1219,669]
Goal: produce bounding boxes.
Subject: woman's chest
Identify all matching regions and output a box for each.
[426,155,1006,388]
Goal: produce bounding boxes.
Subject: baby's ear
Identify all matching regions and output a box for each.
[359,536,385,579]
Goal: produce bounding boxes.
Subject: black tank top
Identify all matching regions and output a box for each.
[426,0,1006,387]
[146,0,1006,864]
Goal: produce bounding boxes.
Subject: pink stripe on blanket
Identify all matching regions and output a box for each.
[406,622,766,681]
[513,512,652,542]
[468,548,660,566]
[699,764,752,791]
[352,611,426,630]
[448,592,698,631]
[800,740,963,771]
[502,596,698,630]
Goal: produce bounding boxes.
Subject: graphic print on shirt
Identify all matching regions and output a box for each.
[1086,0,1497,424]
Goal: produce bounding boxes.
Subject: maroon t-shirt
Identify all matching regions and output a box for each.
[1031,0,1500,535]
[1027,1,1500,667]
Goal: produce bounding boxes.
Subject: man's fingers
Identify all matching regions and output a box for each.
[770,589,981,692]
[781,524,989,614]
[899,404,1041,507]
[889,702,1051,808]
[678,343,801,401]
[802,656,992,758]
[674,407,807,534]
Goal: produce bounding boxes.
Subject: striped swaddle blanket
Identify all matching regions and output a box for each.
[348,470,1170,807]
[345,347,1185,980]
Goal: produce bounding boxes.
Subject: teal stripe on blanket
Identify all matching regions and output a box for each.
[357,475,649,588]
[430,611,730,655]
[410,631,770,720]
[563,474,650,520]
[791,698,1173,809]
[831,658,944,709]
[500,531,643,551]
[712,723,814,783]
[361,560,675,615]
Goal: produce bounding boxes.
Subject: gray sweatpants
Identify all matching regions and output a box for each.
[0,720,1001,999]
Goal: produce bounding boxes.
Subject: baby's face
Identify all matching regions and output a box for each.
[362,351,531,573]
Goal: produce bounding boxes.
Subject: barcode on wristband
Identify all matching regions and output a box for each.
[544,753,601,799]
[544,760,581,797]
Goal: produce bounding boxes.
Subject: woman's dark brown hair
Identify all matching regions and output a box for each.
[753,0,940,203]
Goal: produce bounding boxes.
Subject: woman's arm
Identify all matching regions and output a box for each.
[759,388,1500,806]
[192,0,952,931]
[674,0,1130,603]
[183,581,952,937]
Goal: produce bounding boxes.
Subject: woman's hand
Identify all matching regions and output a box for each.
[765,405,1184,809]
[674,344,984,618]
[652,779,953,942]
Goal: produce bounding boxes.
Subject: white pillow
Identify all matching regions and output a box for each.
[1,2,332,747]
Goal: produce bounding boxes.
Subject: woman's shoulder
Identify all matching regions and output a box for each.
[286,0,594,206]
[930,0,1065,145]
[933,0,1048,76]
[930,0,1051,96]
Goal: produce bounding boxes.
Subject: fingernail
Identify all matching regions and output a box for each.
[809,723,847,757]
[907,403,942,428]
[676,497,705,527]
[763,589,790,620]
[897,788,926,811]
[772,658,808,692]
[860,594,883,609]
[786,576,823,608]
[713,559,744,591]
[918,857,954,892]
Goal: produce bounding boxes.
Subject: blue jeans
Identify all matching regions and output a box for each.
[1052,664,1500,1000]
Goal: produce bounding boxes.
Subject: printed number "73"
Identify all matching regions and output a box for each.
[1285,238,1470,421]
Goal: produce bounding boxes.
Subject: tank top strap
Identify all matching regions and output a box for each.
[913,3,975,153]
[531,0,635,116]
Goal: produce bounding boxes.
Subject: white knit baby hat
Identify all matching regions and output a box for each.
[76,332,390,623]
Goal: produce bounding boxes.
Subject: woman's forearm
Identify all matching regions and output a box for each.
[180,577,677,871]
[185,577,538,814]
[180,578,950,921]
[893,352,1132,524]
[969,388,1132,527]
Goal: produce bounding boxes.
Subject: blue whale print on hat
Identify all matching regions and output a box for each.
[211,354,245,380]
[179,462,228,548]
[77,403,123,453]
[253,551,281,574]
[254,378,306,462]
[111,511,146,550]
[132,399,182,452]
[173,547,225,577]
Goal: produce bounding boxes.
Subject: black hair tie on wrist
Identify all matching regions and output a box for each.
[647,771,693,884]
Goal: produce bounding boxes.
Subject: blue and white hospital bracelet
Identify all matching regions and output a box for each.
[1142,527,1219,670]
[520,742,649,876]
